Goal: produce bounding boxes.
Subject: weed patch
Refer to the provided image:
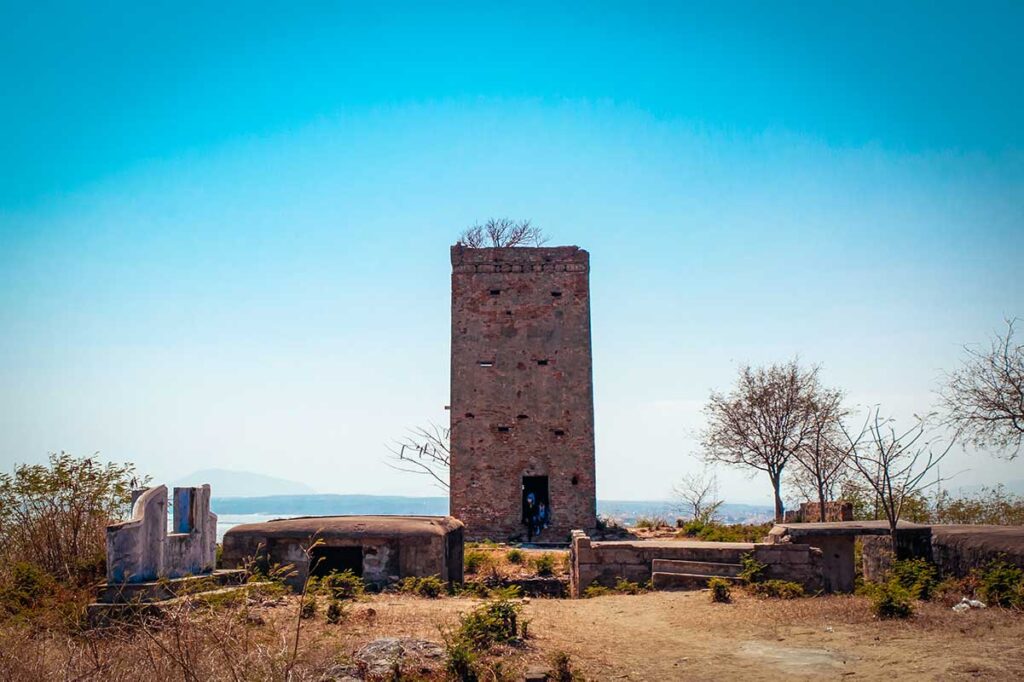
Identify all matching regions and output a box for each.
[750,580,805,599]
[398,575,445,598]
[708,577,732,603]
[891,558,939,600]
[317,570,364,600]
[868,579,914,618]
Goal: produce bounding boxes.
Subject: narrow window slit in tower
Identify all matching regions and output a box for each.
[489,289,501,296]
[551,291,562,297]
[537,359,549,366]
[552,429,565,437]
[478,361,494,367]
[465,413,475,419]
[505,310,512,315]
[497,425,511,433]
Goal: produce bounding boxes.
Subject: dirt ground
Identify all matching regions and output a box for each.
[290,590,1024,681]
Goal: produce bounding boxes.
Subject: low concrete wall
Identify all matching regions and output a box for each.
[569,531,825,597]
[931,525,1024,576]
[863,524,1024,580]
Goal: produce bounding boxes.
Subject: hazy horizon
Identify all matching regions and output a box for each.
[2,3,1022,505]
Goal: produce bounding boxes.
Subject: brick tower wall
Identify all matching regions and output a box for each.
[449,244,597,542]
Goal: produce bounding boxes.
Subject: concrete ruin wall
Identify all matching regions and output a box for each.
[863,524,1024,581]
[221,519,464,590]
[106,484,217,583]
[783,501,853,524]
[568,531,824,597]
[450,245,597,541]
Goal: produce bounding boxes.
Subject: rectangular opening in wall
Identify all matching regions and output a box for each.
[522,475,550,532]
[309,546,363,578]
[537,359,548,366]
[551,291,562,297]
[496,425,511,433]
[478,361,494,367]
[552,429,565,437]
[489,289,501,296]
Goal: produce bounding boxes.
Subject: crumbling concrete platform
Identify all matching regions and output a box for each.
[222,515,464,589]
[568,531,824,596]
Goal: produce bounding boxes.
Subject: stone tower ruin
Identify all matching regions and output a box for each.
[449,244,597,542]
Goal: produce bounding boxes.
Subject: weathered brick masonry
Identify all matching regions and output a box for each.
[449,245,597,542]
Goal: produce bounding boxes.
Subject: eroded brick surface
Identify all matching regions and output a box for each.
[449,245,597,542]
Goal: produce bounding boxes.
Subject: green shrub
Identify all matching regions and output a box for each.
[891,558,939,600]
[456,597,522,649]
[533,553,556,577]
[443,634,479,682]
[1,562,56,612]
[868,579,914,618]
[453,581,492,599]
[488,585,522,600]
[750,580,805,599]
[614,578,644,595]
[738,553,767,584]
[975,560,1024,608]
[550,651,584,682]
[318,569,364,600]
[506,548,525,564]
[326,599,348,624]
[0,453,143,586]
[582,582,613,598]
[708,577,732,603]
[464,549,492,575]
[677,520,774,543]
[299,597,317,619]
[398,575,445,598]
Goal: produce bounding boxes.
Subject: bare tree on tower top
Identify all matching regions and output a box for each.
[457,218,547,248]
[701,360,821,522]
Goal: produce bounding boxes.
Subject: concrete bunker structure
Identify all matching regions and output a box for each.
[222,515,465,589]
[766,520,932,593]
[569,530,826,597]
[105,484,217,583]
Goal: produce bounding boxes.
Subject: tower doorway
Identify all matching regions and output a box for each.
[522,475,550,541]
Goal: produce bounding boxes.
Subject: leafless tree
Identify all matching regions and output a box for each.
[841,407,954,554]
[457,218,548,248]
[672,465,723,523]
[701,360,821,522]
[789,387,852,521]
[385,423,450,491]
[940,318,1023,459]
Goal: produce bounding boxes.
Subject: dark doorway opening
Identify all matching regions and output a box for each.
[310,546,363,578]
[522,476,550,541]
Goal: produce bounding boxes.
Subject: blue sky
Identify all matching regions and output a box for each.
[1,2,1022,503]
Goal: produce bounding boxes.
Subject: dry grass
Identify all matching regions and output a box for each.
[2,587,1022,681]
[464,546,569,581]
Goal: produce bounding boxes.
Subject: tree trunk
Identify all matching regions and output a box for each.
[817,482,828,522]
[772,477,785,523]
